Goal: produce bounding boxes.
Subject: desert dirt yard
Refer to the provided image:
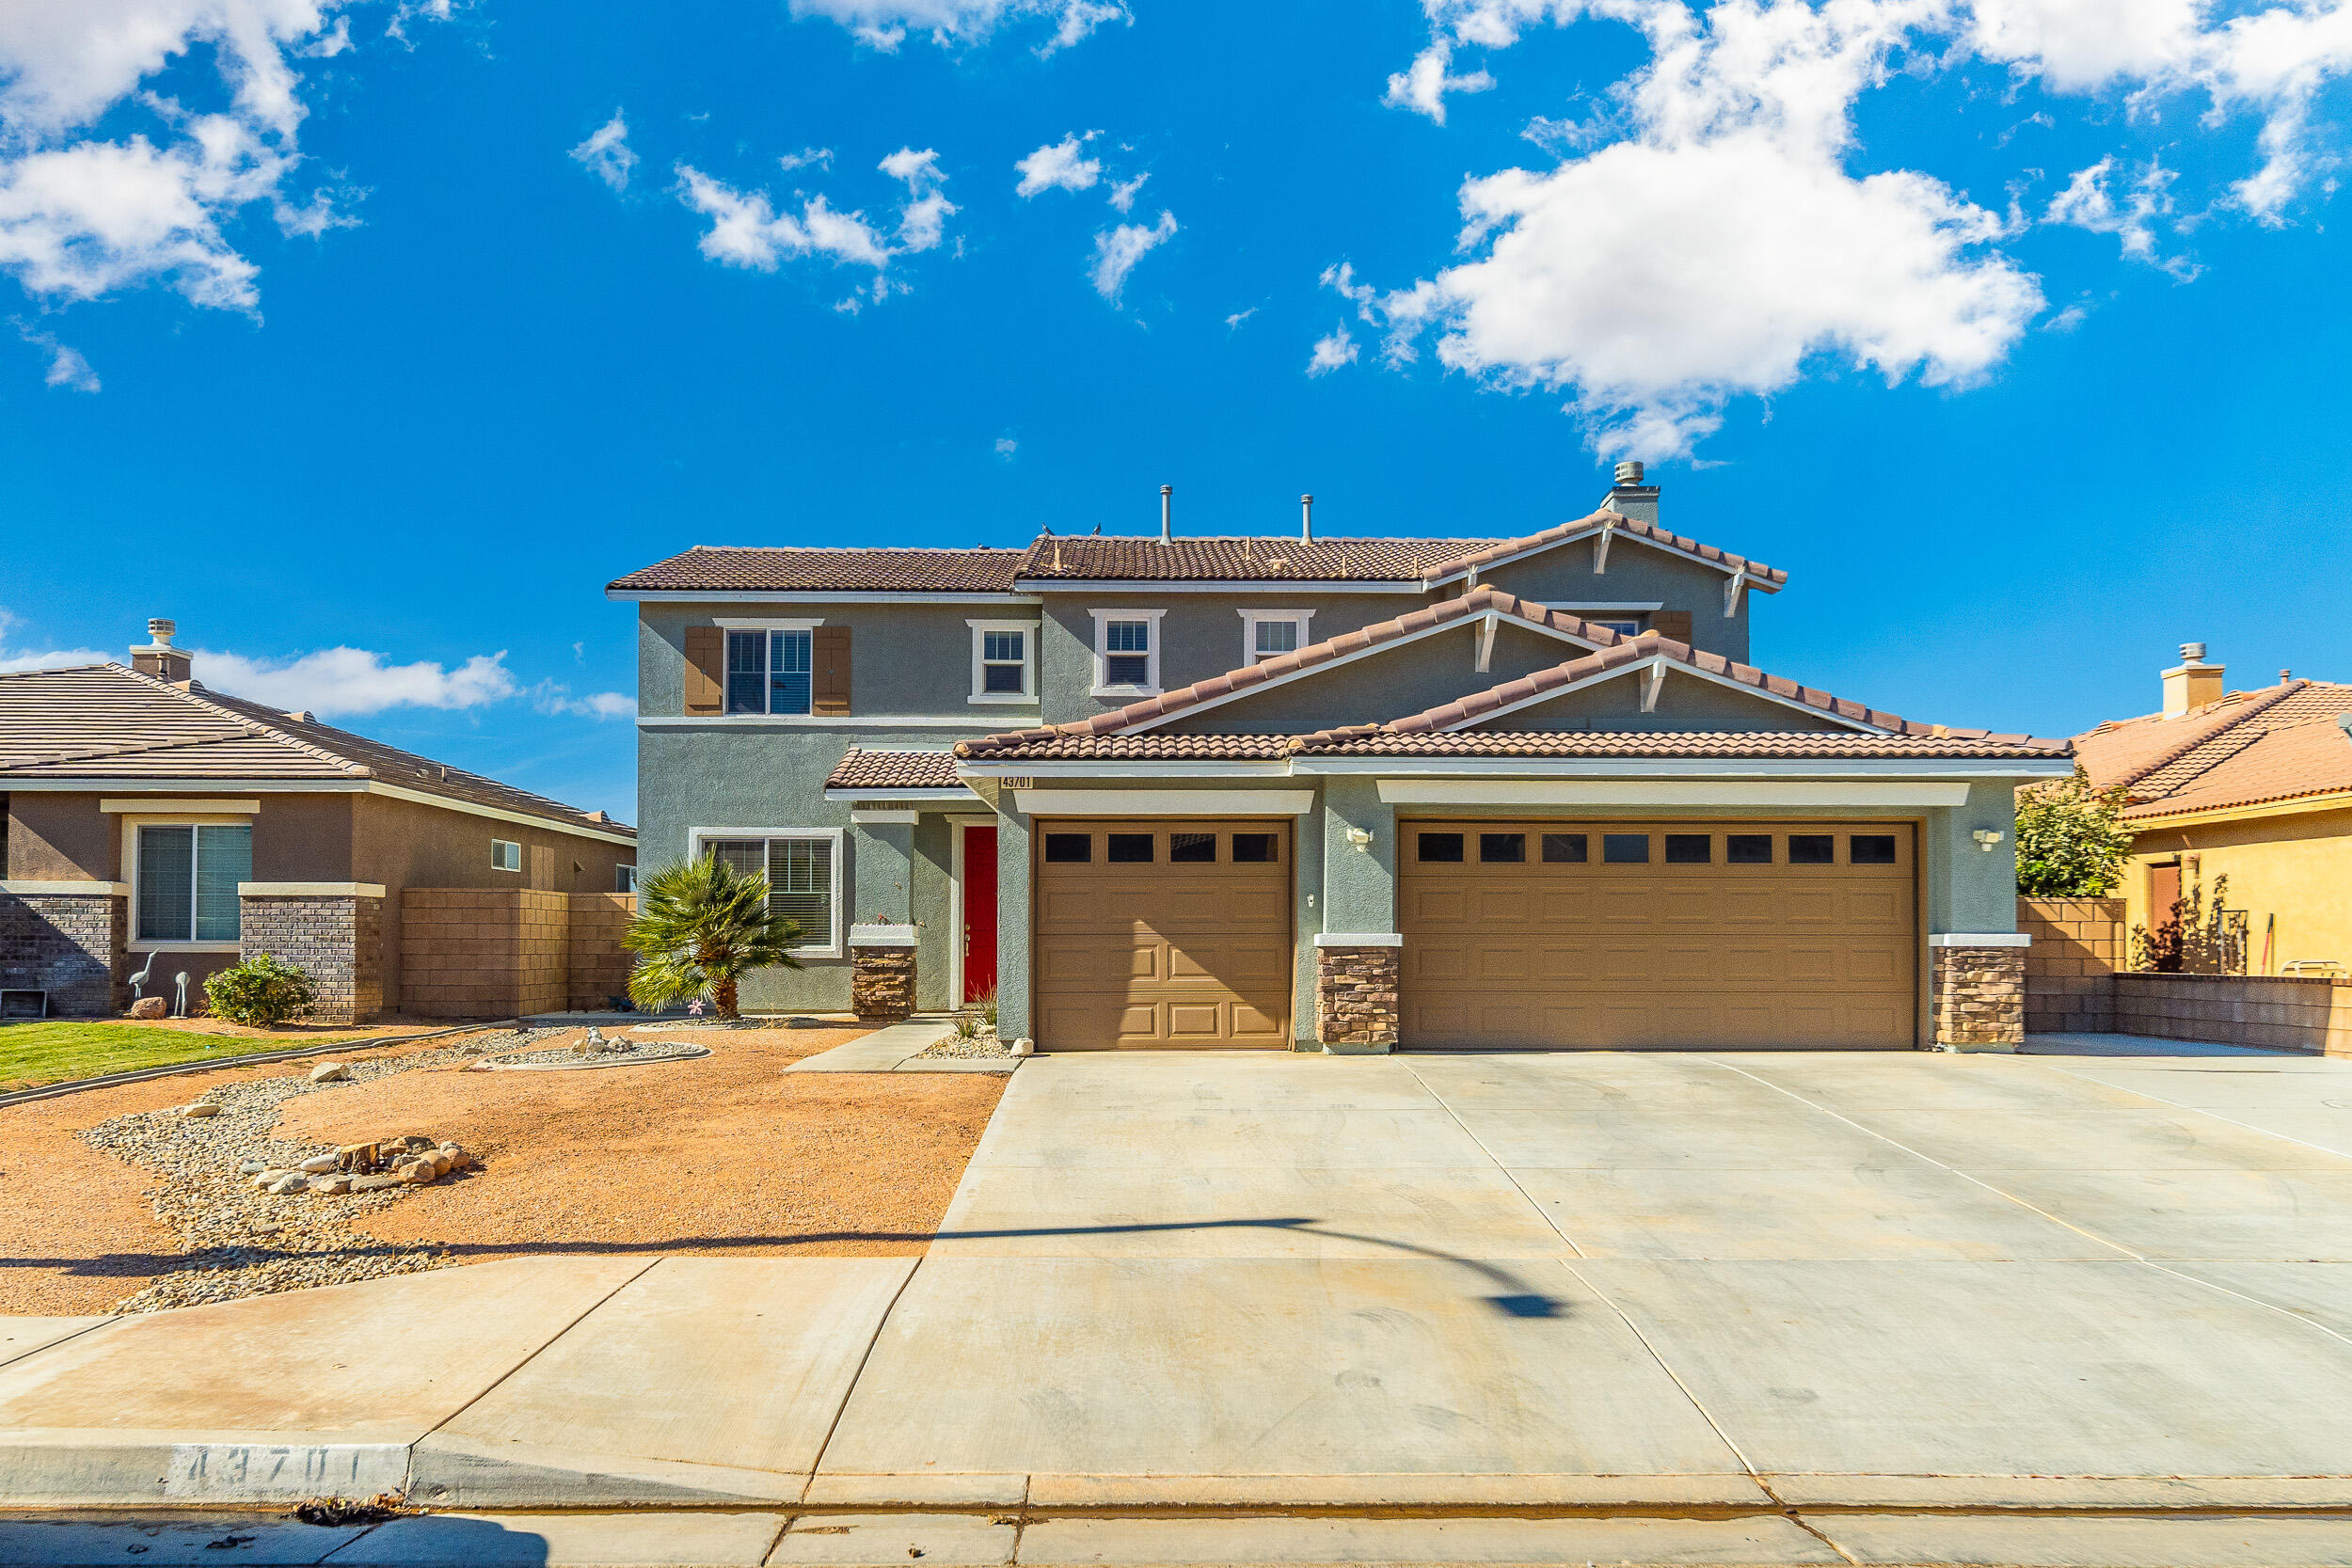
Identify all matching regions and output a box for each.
[0,1022,1005,1317]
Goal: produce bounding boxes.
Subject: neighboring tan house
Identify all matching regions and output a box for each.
[0,620,636,1022]
[611,465,2069,1051]
[2074,643,2352,975]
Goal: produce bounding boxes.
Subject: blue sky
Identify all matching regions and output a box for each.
[5,0,2351,823]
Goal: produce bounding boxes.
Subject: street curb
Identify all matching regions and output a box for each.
[0,1022,520,1111]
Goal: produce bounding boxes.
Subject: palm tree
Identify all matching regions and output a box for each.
[622,853,802,1020]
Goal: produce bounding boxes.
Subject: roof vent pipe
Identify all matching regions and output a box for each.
[2161,641,2224,720]
[1613,461,1644,486]
[131,617,192,685]
[1159,483,1172,544]
[1301,493,1314,543]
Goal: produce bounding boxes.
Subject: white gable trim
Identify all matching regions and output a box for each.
[1125,608,1604,735]
[1433,654,1890,736]
[1422,521,1782,594]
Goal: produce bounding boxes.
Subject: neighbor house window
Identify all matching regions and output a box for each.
[1239,610,1314,665]
[1591,619,1642,638]
[724,627,814,715]
[135,823,251,944]
[967,620,1037,704]
[1089,609,1166,695]
[697,830,842,957]
[615,864,638,893]
[491,838,521,872]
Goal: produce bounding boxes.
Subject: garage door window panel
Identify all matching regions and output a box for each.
[1664,834,1711,864]
[1603,833,1650,863]
[1541,832,1587,863]
[1789,834,1836,865]
[1418,832,1465,863]
[1727,834,1773,864]
[1479,832,1525,863]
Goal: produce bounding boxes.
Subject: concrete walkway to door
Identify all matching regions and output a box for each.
[7,1037,2352,1530]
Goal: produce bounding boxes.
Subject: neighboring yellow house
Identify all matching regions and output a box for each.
[2074,644,2352,975]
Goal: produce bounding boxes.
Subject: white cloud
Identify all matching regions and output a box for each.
[1088,208,1176,302]
[787,0,1127,55]
[1015,132,1102,197]
[880,145,957,250]
[778,147,835,171]
[1107,172,1148,213]
[994,435,1018,458]
[1384,40,1496,124]
[1306,326,1360,376]
[570,110,637,193]
[2045,155,2186,268]
[192,645,518,717]
[530,681,633,720]
[1225,306,1258,327]
[675,166,893,271]
[0,0,452,347]
[14,319,98,390]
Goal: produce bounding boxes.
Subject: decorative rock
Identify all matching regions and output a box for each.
[252,1169,293,1188]
[266,1174,308,1195]
[350,1174,404,1192]
[298,1155,337,1173]
[180,1102,221,1118]
[309,1060,352,1083]
[128,997,167,1020]
[1011,1037,1036,1057]
[310,1175,354,1196]
[238,1160,267,1176]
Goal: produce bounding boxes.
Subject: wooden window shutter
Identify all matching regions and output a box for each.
[813,626,852,715]
[683,627,724,714]
[1651,610,1693,645]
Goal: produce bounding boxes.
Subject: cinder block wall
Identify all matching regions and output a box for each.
[566,893,638,1011]
[2116,974,2351,1056]
[2017,896,2124,1034]
[402,889,577,1019]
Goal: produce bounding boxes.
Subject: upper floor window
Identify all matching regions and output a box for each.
[967,620,1037,704]
[726,627,813,715]
[1239,610,1313,665]
[135,823,250,944]
[1089,609,1166,696]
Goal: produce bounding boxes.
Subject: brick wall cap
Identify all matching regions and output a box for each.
[1313,932,1406,947]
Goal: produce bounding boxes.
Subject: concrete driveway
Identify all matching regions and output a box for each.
[6,1036,2352,1532]
[818,1037,2352,1510]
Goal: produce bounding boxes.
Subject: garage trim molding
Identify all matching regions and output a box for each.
[1013,788,1316,816]
[1929,932,2033,946]
[1375,780,1974,806]
[1313,931,1403,946]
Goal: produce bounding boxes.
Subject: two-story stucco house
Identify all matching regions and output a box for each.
[611,466,2070,1051]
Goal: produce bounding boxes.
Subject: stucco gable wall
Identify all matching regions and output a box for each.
[1161,621,1588,735]
[1458,666,1851,733]
[1478,535,1752,663]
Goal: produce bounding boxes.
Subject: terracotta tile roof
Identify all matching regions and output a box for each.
[960,730,2071,762]
[610,546,1025,594]
[823,749,965,790]
[956,587,1623,758]
[2075,679,2352,820]
[1419,509,1787,589]
[612,514,1788,592]
[0,664,632,836]
[1347,634,1956,739]
[1012,534,1491,582]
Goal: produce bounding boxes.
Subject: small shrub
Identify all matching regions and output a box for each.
[203,956,317,1027]
[977,988,998,1031]
[952,1012,978,1039]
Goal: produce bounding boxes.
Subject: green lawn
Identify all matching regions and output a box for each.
[0,1022,364,1094]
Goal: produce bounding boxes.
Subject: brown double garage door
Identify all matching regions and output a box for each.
[1030,816,1918,1051]
[1400,820,1919,1050]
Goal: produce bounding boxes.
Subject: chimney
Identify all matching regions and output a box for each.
[131,618,192,685]
[1300,493,1314,543]
[1601,459,1660,528]
[1159,483,1173,544]
[2161,641,2225,719]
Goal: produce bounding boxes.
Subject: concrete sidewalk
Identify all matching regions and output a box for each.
[785,1016,1020,1073]
[5,1038,2352,1541]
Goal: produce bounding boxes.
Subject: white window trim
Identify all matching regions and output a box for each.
[491,838,522,873]
[1089,607,1167,698]
[717,622,823,718]
[966,619,1039,705]
[688,826,846,958]
[123,815,252,952]
[1237,608,1314,666]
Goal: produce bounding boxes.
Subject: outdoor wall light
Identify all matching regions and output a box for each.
[1345,827,1375,853]
[1972,829,2005,852]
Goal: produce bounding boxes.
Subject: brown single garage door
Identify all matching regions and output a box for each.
[1400,820,1916,1050]
[1033,819,1294,1049]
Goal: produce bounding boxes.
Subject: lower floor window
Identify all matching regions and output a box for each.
[705,833,837,953]
[136,823,251,943]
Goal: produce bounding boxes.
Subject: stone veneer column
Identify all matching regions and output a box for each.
[0,882,127,1016]
[1314,935,1401,1052]
[238,885,384,1023]
[850,924,917,1021]
[1931,936,2027,1051]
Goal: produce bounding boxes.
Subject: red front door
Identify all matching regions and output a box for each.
[962,825,998,1005]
